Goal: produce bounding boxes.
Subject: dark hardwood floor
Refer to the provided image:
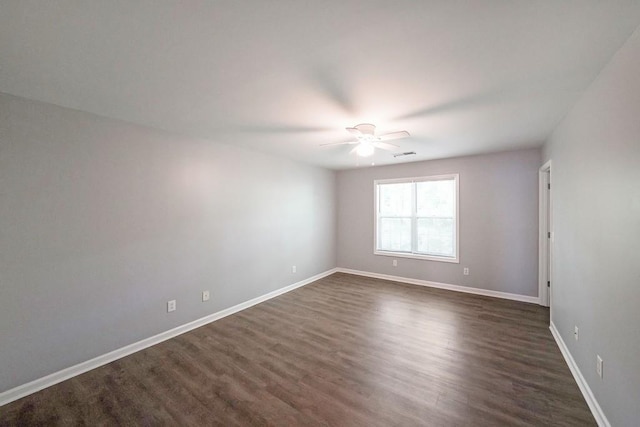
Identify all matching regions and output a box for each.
[0,273,595,426]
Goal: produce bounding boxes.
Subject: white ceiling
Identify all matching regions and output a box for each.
[2,1,640,170]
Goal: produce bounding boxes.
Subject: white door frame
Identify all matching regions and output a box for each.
[538,160,552,308]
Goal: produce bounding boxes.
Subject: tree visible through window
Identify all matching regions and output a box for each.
[375,174,458,262]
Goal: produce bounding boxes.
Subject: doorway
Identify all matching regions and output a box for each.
[538,160,552,309]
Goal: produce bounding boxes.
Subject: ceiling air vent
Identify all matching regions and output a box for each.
[393,151,416,158]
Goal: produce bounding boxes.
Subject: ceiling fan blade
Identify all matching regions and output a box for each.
[319,140,358,147]
[374,141,400,151]
[378,130,410,141]
[346,127,362,136]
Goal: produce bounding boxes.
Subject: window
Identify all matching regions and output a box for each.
[375,174,459,263]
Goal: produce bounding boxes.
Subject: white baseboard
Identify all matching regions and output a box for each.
[549,322,610,427]
[337,268,539,304]
[0,268,338,407]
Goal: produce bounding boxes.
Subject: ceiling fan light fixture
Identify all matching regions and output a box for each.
[320,123,410,159]
[356,142,375,157]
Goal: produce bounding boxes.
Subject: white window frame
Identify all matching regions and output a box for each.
[374,174,459,263]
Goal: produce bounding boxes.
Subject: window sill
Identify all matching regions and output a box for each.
[374,250,460,264]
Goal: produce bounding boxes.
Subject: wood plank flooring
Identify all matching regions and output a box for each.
[0,273,595,426]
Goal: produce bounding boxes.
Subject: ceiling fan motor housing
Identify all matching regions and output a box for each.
[354,123,376,135]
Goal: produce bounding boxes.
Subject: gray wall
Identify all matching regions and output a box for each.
[337,148,540,297]
[543,28,640,426]
[0,93,337,393]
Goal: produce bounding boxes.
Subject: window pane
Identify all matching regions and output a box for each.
[379,183,412,216]
[379,218,412,252]
[417,218,454,256]
[416,180,454,218]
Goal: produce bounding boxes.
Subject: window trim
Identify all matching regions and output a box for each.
[373,174,460,263]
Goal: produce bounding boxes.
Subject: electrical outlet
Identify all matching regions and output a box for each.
[392,259,398,267]
[167,300,176,312]
[292,265,296,273]
[597,355,603,378]
[463,267,469,276]
[574,326,579,341]
[202,291,210,302]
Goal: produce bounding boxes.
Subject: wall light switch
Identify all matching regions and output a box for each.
[597,355,603,378]
[574,326,579,341]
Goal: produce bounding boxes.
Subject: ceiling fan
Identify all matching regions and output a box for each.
[320,123,410,157]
